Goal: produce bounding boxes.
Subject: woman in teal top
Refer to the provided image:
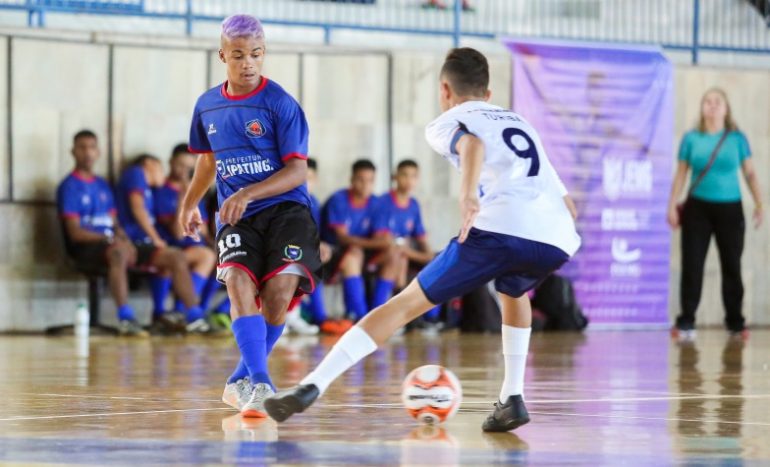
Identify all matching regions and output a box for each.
[667,88,763,340]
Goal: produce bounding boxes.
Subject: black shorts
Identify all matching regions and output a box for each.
[216,201,321,297]
[69,241,157,274]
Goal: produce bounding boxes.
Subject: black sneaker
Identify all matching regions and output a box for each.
[264,384,320,422]
[482,395,530,432]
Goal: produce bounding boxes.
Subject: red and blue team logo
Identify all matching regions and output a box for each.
[245,119,265,138]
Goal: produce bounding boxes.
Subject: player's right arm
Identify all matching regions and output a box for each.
[129,193,166,248]
[62,217,109,243]
[455,133,484,243]
[179,153,216,240]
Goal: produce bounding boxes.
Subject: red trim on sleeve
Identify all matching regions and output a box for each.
[221,77,270,101]
[129,189,146,197]
[281,153,308,162]
[109,209,117,216]
[187,146,211,155]
[374,228,391,234]
[327,222,346,228]
[60,213,80,219]
[218,262,260,289]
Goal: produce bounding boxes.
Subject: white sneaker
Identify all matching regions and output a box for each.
[186,318,211,334]
[241,382,275,418]
[222,378,253,411]
[285,310,319,335]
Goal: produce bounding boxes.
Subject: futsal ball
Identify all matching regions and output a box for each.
[401,365,462,424]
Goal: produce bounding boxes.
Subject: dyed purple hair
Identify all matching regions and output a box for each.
[221,14,264,41]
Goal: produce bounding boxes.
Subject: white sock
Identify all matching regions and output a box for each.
[499,325,531,403]
[301,326,377,394]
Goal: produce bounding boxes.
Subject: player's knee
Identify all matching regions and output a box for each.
[261,287,294,315]
[346,246,364,262]
[107,246,128,266]
[224,267,256,293]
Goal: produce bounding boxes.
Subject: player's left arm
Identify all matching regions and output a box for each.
[456,133,485,243]
[741,157,763,229]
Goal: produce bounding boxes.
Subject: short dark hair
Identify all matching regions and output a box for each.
[396,159,419,172]
[352,159,376,174]
[440,47,489,97]
[171,143,191,160]
[307,157,317,171]
[132,153,161,167]
[73,129,97,144]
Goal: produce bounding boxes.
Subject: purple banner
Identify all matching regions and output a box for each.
[504,39,674,327]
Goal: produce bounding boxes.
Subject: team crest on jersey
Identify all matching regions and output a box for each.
[245,119,265,138]
[406,219,414,232]
[208,123,217,135]
[283,244,303,262]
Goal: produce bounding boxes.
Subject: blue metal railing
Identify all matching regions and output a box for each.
[1,0,770,63]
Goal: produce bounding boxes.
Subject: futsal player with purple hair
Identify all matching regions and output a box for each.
[178,14,320,418]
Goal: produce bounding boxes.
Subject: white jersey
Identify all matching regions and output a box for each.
[425,100,581,256]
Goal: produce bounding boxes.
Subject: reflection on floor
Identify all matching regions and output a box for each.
[0,330,768,465]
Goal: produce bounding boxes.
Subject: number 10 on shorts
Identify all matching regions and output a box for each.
[219,233,242,254]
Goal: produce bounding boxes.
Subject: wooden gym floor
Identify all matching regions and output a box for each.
[0,329,768,465]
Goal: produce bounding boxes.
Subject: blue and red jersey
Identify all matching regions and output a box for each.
[321,189,376,245]
[56,171,116,238]
[116,165,155,243]
[372,191,426,239]
[188,78,310,226]
[154,180,209,248]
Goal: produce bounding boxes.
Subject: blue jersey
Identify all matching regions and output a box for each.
[309,193,322,228]
[372,191,426,239]
[116,166,155,243]
[321,189,376,244]
[56,172,116,238]
[154,180,209,248]
[188,78,311,220]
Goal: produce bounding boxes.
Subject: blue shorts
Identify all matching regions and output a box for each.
[417,228,569,304]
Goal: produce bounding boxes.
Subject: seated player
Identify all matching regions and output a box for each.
[57,130,147,337]
[115,154,207,333]
[294,158,350,335]
[154,144,217,323]
[370,159,434,308]
[265,48,581,434]
[321,159,390,323]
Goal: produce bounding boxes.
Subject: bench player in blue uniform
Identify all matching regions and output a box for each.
[57,130,148,336]
[154,144,217,318]
[115,154,207,333]
[178,14,321,418]
[265,48,581,433]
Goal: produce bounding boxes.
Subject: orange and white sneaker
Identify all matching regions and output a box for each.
[222,378,253,411]
[320,319,353,335]
[241,383,274,418]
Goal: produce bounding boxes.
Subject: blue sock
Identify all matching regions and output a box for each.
[191,272,207,298]
[174,298,184,313]
[185,305,204,322]
[150,276,172,316]
[118,304,135,321]
[232,315,272,388]
[266,322,285,355]
[199,276,220,310]
[306,283,328,324]
[227,358,248,384]
[215,297,231,315]
[370,278,395,309]
[425,304,441,321]
[343,276,368,321]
